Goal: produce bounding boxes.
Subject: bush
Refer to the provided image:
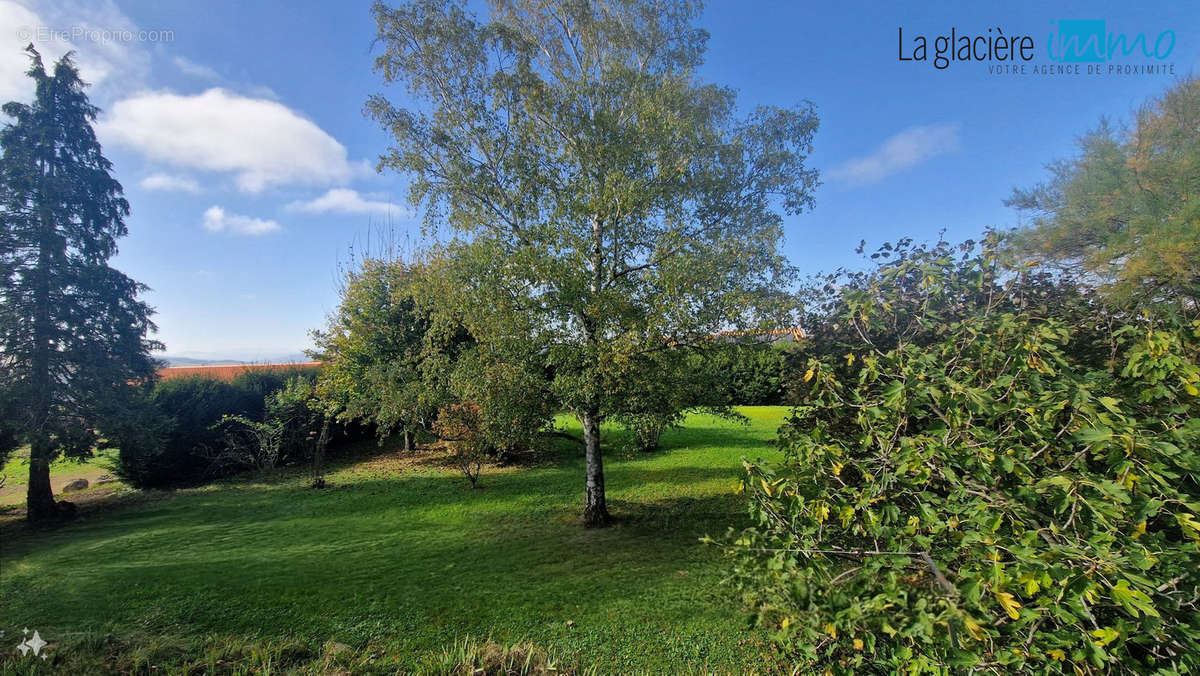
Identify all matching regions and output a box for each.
[210,377,326,475]
[617,412,679,453]
[723,238,1200,673]
[708,344,791,405]
[608,350,740,452]
[114,377,254,487]
[115,367,330,488]
[433,401,488,487]
[229,365,321,419]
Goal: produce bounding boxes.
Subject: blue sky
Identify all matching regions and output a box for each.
[1,1,1195,359]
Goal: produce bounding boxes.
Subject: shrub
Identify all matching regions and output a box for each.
[723,238,1200,673]
[211,377,325,474]
[114,376,254,487]
[708,344,791,405]
[434,402,487,487]
[610,350,739,452]
[229,365,321,419]
[617,412,679,453]
[115,369,329,488]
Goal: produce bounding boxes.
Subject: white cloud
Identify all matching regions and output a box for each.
[829,123,961,186]
[140,172,200,193]
[0,0,151,105]
[0,2,42,103]
[286,188,402,216]
[99,88,354,193]
[172,55,218,80]
[202,205,280,236]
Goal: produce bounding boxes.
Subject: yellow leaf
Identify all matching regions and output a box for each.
[781,616,791,629]
[844,352,855,366]
[1019,573,1040,596]
[831,461,843,476]
[1132,520,1146,539]
[760,478,774,497]
[1177,513,1200,541]
[852,638,864,651]
[1185,382,1198,396]
[1091,627,1119,646]
[1048,649,1066,661]
[823,623,837,639]
[995,591,1022,620]
[734,479,745,495]
[814,503,830,524]
[962,616,985,641]
[803,368,814,382]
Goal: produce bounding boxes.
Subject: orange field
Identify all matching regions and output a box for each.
[157,361,322,382]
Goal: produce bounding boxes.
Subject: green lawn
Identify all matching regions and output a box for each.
[0,448,120,507]
[0,407,787,674]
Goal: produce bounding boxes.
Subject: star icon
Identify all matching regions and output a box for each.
[16,640,29,656]
[26,631,46,656]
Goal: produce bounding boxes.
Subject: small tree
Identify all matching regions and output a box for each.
[609,348,735,452]
[312,257,467,450]
[0,48,161,520]
[447,345,555,463]
[433,402,487,488]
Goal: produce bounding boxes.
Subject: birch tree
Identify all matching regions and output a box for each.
[369,0,818,525]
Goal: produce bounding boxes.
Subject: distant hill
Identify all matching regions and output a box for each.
[159,356,250,367]
[157,353,310,367]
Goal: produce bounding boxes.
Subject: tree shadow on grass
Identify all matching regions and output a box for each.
[0,476,755,662]
[0,411,779,558]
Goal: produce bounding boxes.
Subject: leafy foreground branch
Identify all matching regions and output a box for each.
[719,238,1200,674]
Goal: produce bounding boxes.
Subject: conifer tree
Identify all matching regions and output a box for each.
[0,47,161,520]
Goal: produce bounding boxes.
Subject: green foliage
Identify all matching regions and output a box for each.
[114,368,329,488]
[213,377,326,474]
[725,239,1200,673]
[0,48,161,518]
[1006,76,1200,308]
[229,364,322,421]
[369,0,816,524]
[446,346,555,463]
[311,258,462,442]
[608,349,747,452]
[708,344,791,405]
[0,385,21,471]
[114,377,254,488]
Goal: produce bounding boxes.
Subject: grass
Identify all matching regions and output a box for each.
[0,448,120,507]
[0,407,787,674]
